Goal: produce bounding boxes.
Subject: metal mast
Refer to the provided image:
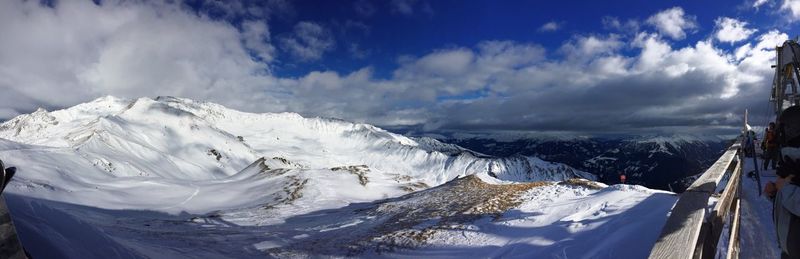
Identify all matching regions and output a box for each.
[771,40,800,121]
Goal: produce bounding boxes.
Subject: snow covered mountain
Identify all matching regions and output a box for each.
[0,96,676,258]
[428,133,730,192]
[0,96,593,187]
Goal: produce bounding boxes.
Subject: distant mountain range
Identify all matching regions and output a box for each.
[412,133,731,192]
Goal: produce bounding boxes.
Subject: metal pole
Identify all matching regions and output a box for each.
[745,109,762,195]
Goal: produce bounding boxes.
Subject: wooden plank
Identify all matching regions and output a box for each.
[703,161,741,259]
[714,161,741,219]
[726,200,741,259]
[686,143,741,193]
[648,191,710,259]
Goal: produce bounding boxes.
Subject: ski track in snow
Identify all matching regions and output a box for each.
[0,96,681,258]
[159,184,200,210]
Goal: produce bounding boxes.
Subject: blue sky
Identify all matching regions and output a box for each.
[1,0,800,135]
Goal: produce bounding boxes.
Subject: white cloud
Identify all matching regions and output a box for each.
[241,20,275,62]
[602,16,640,32]
[278,21,335,61]
[646,7,698,40]
[391,0,416,15]
[560,35,623,59]
[735,43,753,61]
[714,17,757,43]
[782,0,800,20]
[189,0,295,21]
[631,32,672,71]
[539,21,562,32]
[754,0,770,8]
[348,43,370,59]
[390,0,433,16]
[392,48,477,96]
[0,0,285,117]
[754,29,789,50]
[737,30,789,76]
[410,49,475,76]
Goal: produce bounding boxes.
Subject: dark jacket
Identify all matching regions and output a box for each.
[767,129,779,148]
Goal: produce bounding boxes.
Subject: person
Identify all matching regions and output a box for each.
[765,157,800,259]
[619,174,626,184]
[765,122,780,170]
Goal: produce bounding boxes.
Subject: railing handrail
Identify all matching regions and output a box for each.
[648,142,743,259]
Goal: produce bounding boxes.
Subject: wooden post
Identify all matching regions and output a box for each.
[726,200,741,259]
[701,158,741,258]
[777,46,784,116]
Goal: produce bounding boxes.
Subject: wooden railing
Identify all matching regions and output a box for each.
[649,142,743,259]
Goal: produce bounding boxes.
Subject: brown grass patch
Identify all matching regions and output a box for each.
[330,165,370,186]
[558,178,605,190]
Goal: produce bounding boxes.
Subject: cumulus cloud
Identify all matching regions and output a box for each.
[279,21,335,61]
[428,37,772,133]
[538,21,562,32]
[278,28,779,134]
[646,7,698,40]
[390,29,781,133]
[714,17,757,43]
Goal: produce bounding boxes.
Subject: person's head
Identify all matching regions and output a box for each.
[770,122,776,129]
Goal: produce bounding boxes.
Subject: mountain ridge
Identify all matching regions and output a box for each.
[421,132,730,192]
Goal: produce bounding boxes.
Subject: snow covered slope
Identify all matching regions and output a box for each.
[0,96,676,258]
